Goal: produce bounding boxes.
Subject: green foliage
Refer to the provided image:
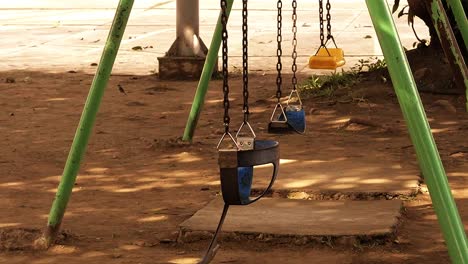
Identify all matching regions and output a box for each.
[299,57,387,99]
[299,70,360,98]
[352,57,387,73]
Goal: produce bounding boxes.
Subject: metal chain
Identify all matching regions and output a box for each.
[291,0,298,91]
[275,0,283,102]
[326,0,332,39]
[318,0,324,46]
[221,0,230,133]
[242,0,249,123]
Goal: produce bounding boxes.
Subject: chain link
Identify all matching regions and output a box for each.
[242,0,249,123]
[221,0,230,133]
[275,0,283,101]
[291,0,298,90]
[326,0,332,39]
[318,0,324,46]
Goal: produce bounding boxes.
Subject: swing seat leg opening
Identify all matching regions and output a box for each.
[268,102,294,134]
[268,121,292,134]
[309,48,346,70]
[237,167,253,204]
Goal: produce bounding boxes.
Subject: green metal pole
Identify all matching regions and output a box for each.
[445,0,468,49]
[39,0,134,248]
[427,0,468,111]
[366,1,468,263]
[182,0,234,142]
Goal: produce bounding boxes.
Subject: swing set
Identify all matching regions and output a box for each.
[35,0,468,263]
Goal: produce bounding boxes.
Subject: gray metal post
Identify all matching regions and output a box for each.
[175,0,203,57]
[158,0,213,79]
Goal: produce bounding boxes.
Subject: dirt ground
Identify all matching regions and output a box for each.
[0,69,467,264]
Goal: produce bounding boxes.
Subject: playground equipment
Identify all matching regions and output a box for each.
[200,1,279,262]
[39,0,467,263]
[37,0,135,248]
[367,1,467,262]
[268,0,306,134]
[308,0,345,70]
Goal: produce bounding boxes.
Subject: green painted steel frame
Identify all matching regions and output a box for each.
[366,1,468,263]
[427,0,468,111]
[41,0,135,248]
[445,0,468,49]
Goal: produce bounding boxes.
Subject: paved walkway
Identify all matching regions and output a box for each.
[0,0,427,75]
[180,198,402,242]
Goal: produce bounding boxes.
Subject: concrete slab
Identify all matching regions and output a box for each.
[180,197,402,242]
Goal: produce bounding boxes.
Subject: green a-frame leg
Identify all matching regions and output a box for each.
[37,0,135,248]
[366,1,467,263]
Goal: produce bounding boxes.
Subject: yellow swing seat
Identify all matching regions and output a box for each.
[308,47,346,70]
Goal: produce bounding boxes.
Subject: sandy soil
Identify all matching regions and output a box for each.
[0,70,467,264]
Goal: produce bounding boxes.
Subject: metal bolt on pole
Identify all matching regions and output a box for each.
[37,0,135,249]
[366,1,468,263]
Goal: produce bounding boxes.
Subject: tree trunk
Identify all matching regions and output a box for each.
[408,0,440,46]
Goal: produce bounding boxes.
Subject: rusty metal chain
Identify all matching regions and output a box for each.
[319,0,325,46]
[326,0,332,40]
[221,0,230,133]
[242,0,249,123]
[276,0,283,102]
[292,0,298,90]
